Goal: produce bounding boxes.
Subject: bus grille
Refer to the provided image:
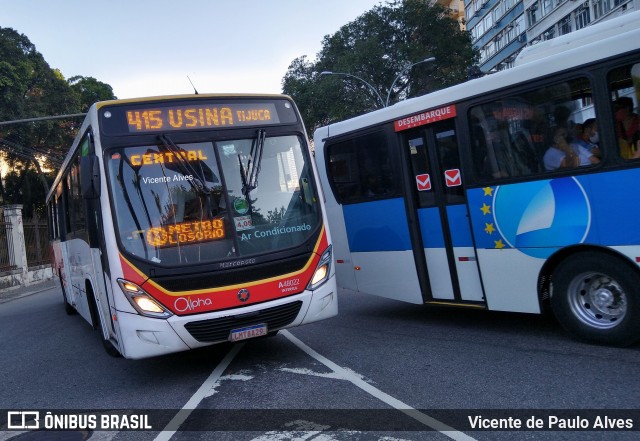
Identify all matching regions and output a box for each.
[153,254,311,292]
[184,301,303,343]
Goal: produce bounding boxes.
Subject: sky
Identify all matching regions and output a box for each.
[1,0,384,99]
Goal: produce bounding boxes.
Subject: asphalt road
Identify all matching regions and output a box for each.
[1,284,639,441]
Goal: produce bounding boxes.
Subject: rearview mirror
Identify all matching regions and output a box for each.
[80,155,101,199]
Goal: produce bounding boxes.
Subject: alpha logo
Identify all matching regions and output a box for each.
[237,289,250,302]
[493,177,591,258]
[174,297,212,312]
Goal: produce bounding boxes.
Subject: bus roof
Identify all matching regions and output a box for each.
[92,93,293,110]
[514,10,640,67]
[314,9,640,142]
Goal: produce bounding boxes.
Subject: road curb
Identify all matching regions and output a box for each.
[0,280,58,304]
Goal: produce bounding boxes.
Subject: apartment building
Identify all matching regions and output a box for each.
[465,0,639,73]
[437,0,467,28]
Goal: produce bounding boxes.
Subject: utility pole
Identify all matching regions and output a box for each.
[0,113,86,126]
[0,113,83,200]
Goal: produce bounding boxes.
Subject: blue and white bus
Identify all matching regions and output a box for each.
[314,11,640,345]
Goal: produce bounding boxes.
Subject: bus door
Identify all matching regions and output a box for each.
[81,133,117,340]
[326,130,424,304]
[403,119,485,305]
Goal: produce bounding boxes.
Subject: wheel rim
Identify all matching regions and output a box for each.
[567,271,627,329]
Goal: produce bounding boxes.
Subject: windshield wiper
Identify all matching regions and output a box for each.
[241,129,266,196]
[158,134,210,196]
[238,154,250,197]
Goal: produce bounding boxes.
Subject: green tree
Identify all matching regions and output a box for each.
[1,27,76,211]
[0,27,80,168]
[0,27,116,213]
[0,166,55,219]
[69,75,116,112]
[282,0,479,135]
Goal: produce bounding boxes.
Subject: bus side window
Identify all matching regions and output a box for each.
[469,110,506,179]
[68,152,86,234]
[435,126,465,204]
[470,116,490,179]
[61,180,71,237]
[469,104,526,179]
[47,201,55,240]
[609,63,640,160]
[469,76,597,181]
[326,131,400,204]
[327,139,361,201]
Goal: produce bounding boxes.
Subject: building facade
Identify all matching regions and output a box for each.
[464,0,639,73]
[438,0,467,28]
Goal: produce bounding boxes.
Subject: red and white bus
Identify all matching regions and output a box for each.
[46,94,336,359]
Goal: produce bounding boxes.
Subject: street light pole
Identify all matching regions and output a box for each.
[319,71,385,109]
[385,56,436,107]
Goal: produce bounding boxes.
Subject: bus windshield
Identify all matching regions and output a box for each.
[106,134,320,266]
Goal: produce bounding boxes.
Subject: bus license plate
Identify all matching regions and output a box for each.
[229,324,268,342]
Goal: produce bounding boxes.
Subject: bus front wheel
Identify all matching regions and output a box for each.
[86,284,122,358]
[551,252,640,346]
[59,270,75,316]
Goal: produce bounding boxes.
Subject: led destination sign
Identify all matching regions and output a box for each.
[100,99,299,135]
[128,149,208,166]
[126,104,278,133]
[146,219,225,248]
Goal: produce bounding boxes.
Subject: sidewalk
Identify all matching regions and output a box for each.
[0,278,58,304]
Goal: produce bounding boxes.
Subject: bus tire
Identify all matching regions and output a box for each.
[86,284,122,358]
[551,252,640,346]
[59,270,75,315]
[101,334,122,358]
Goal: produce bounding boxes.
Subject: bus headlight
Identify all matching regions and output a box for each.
[307,245,332,290]
[117,279,172,318]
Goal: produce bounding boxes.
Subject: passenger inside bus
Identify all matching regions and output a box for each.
[543,126,599,171]
[472,121,539,179]
[614,97,640,159]
[574,118,601,159]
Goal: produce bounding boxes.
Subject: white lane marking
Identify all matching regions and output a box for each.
[1,430,118,441]
[281,330,476,441]
[88,431,118,440]
[279,367,343,379]
[0,431,27,441]
[153,343,244,441]
[204,372,254,398]
[249,420,414,441]
[250,420,331,441]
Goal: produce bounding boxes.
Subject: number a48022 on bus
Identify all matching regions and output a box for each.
[46,94,337,359]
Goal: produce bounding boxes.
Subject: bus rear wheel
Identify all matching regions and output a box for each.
[551,252,640,346]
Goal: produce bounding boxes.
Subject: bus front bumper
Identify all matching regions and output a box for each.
[115,276,336,359]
